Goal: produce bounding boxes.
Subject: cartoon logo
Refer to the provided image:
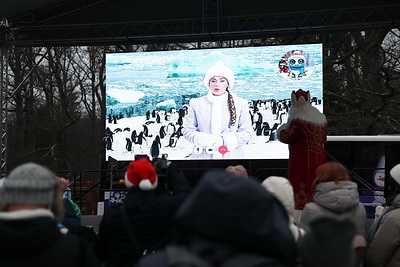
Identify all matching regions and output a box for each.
[279,50,315,80]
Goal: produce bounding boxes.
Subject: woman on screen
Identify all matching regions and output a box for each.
[183,61,254,159]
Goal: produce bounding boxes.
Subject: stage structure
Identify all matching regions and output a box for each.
[0,0,400,173]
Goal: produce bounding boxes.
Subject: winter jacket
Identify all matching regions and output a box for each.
[365,194,400,267]
[298,181,366,236]
[0,209,99,267]
[136,171,298,267]
[96,169,191,266]
[261,176,305,242]
[183,92,254,159]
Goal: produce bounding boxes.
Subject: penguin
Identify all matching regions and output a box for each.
[166,132,178,148]
[262,122,270,136]
[155,135,161,148]
[271,100,277,115]
[177,115,183,126]
[143,125,149,137]
[131,130,138,144]
[156,113,161,123]
[254,121,263,136]
[266,123,279,143]
[105,136,113,150]
[279,112,286,124]
[249,110,254,125]
[113,128,122,133]
[137,131,146,145]
[104,127,114,150]
[105,127,114,142]
[123,127,131,132]
[150,139,160,159]
[166,122,176,135]
[125,138,133,152]
[270,123,279,132]
[178,108,186,118]
[256,112,263,124]
[176,126,184,138]
[146,110,151,120]
[159,125,167,139]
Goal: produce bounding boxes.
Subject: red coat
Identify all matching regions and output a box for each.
[278,119,327,210]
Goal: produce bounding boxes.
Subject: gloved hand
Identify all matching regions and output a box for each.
[221,132,238,151]
[277,123,288,141]
[194,132,223,147]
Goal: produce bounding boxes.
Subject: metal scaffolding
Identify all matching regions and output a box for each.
[8,4,400,47]
[0,21,9,174]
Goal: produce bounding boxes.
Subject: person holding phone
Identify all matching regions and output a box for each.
[183,61,254,159]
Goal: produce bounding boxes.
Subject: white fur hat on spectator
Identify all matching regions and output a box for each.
[204,61,235,90]
[261,176,295,220]
[390,164,400,185]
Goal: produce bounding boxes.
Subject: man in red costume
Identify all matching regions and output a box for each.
[277,89,328,210]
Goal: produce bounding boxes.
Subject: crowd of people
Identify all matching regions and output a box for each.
[1,159,400,267]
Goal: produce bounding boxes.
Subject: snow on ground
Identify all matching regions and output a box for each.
[105,100,323,162]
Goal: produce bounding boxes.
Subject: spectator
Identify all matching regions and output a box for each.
[0,162,99,266]
[261,176,305,242]
[58,177,83,235]
[298,161,367,267]
[136,170,297,267]
[365,163,400,267]
[299,214,357,267]
[96,158,191,266]
[225,164,248,178]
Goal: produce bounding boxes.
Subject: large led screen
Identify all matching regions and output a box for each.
[105,43,323,161]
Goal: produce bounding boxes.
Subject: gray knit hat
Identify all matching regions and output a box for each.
[3,163,56,205]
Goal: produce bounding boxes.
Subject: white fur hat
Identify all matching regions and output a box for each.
[390,164,400,185]
[261,176,295,220]
[204,61,235,90]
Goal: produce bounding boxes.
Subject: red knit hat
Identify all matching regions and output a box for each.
[125,158,158,190]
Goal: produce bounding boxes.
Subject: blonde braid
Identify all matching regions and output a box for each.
[227,89,237,126]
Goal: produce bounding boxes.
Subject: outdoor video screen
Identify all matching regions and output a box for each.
[105,43,323,161]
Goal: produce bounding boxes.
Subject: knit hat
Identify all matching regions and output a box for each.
[125,158,158,190]
[299,214,356,267]
[204,61,235,90]
[390,164,400,185]
[3,162,56,205]
[175,171,297,265]
[261,176,295,220]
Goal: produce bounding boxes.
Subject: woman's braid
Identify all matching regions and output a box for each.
[227,89,237,126]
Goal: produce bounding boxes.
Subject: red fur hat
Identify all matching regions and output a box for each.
[125,158,158,190]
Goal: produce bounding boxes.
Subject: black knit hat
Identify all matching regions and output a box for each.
[299,214,356,267]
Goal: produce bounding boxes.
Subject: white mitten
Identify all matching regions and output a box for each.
[194,132,222,147]
[277,123,288,141]
[222,132,238,151]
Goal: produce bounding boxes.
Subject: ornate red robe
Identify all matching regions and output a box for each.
[278,119,327,210]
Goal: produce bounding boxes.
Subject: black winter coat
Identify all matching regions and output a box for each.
[96,169,191,266]
[0,209,99,267]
